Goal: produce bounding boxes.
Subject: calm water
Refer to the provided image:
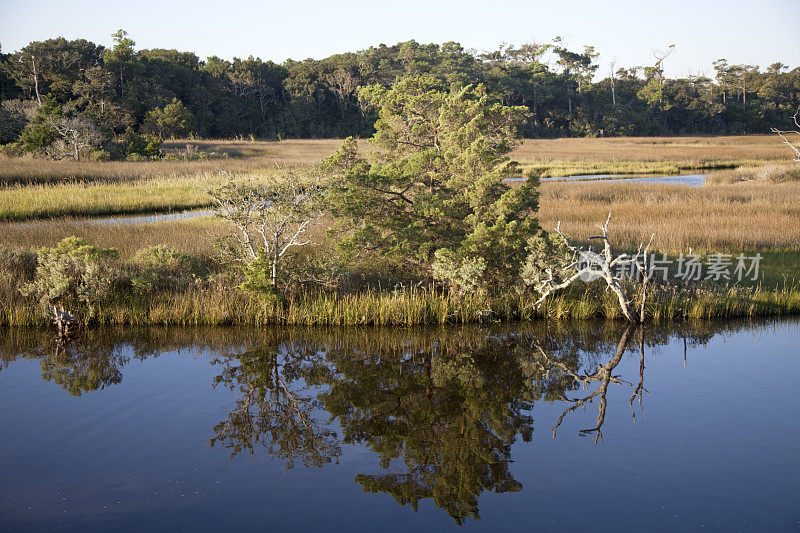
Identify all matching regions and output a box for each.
[1,319,798,531]
[538,174,707,186]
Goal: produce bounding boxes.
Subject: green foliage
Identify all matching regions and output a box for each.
[143,97,197,139]
[237,251,282,303]
[117,128,162,159]
[18,96,60,153]
[129,245,203,292]
[324,76,539,288]
[432,249,486,293]
[1,32,799,142]
[21,237,119,320]
[521,231,574,289]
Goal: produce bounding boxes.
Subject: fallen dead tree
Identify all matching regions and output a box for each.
[527,213,653,323]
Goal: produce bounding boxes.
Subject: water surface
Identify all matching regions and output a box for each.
[1,319,798,531]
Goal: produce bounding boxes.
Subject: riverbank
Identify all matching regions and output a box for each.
[3,281,799,327]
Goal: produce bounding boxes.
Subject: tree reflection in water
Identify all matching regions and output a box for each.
[209,340,342,468]
[0,321,750,524]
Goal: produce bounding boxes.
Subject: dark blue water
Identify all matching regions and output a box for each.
[1,320,798,531]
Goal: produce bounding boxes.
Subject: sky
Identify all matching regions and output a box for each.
[1,0,799,79]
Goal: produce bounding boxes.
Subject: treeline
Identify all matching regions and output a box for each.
[1,31,799,158]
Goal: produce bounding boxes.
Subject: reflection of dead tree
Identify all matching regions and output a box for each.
[630,328,648,421]
[771,108,800,162]
[548,325,636,444]
[533,213,653,323]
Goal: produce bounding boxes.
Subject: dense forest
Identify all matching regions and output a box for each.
[1,30,799,159]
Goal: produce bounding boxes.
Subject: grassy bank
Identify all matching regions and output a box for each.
[2,135,799,328]
[0,176,213,222]
[2,283,799,327]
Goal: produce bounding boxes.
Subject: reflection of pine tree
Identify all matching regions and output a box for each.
[316,333,541,524]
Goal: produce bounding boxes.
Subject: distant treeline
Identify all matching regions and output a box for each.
[1,31,799,148]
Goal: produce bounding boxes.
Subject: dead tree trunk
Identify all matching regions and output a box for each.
[52,305,78,337]
[533,213,653,323]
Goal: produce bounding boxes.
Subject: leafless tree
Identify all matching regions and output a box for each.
[207,170,327,286]
[771,108,800,162]
[546,325,637,444]
[47,115,103,161]
[609,57,617,107]
[31,54,42,106]
[531,213,654,323]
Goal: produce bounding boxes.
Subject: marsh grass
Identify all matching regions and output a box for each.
[0,176,213,221]
[538,180,800,252]
[2,278,798,327]
[511,135,789,164]
[512,135,790,176]
[2,135,786,187]
[705,164,800,184]
[2,135,799,327]
[3,135,796,222]
[0,139,343,186]
[0,167,318,221]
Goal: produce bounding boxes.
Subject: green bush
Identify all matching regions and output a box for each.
[90,149,111,162]
[0,142,25,158]
[21,237,119,321]
[237,251,282,303]
[129,246,205,292]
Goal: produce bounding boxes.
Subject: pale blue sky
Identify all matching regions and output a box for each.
[1,0,798,78]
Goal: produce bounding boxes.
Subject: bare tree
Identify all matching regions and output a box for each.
[528,213,653,323]
[31,54,42,106]
[47,115,103,161]
[325,69,360,120]
[609,57,617,107]
[207,170,327,286]
[771,108,800,162]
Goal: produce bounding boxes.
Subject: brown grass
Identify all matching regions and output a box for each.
[512,135,790,163]
[0,139,343,186]
[706,164,800,184]
[3,135,790,186]
[0,216,226,258]
[538,180,800,252]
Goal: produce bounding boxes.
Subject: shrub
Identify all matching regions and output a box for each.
[129,246,205,292]
[21,237,119,320]
[125,152,148,162]
[236,251,282,303]
[90,149,111,162]
[0,246,38,280]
